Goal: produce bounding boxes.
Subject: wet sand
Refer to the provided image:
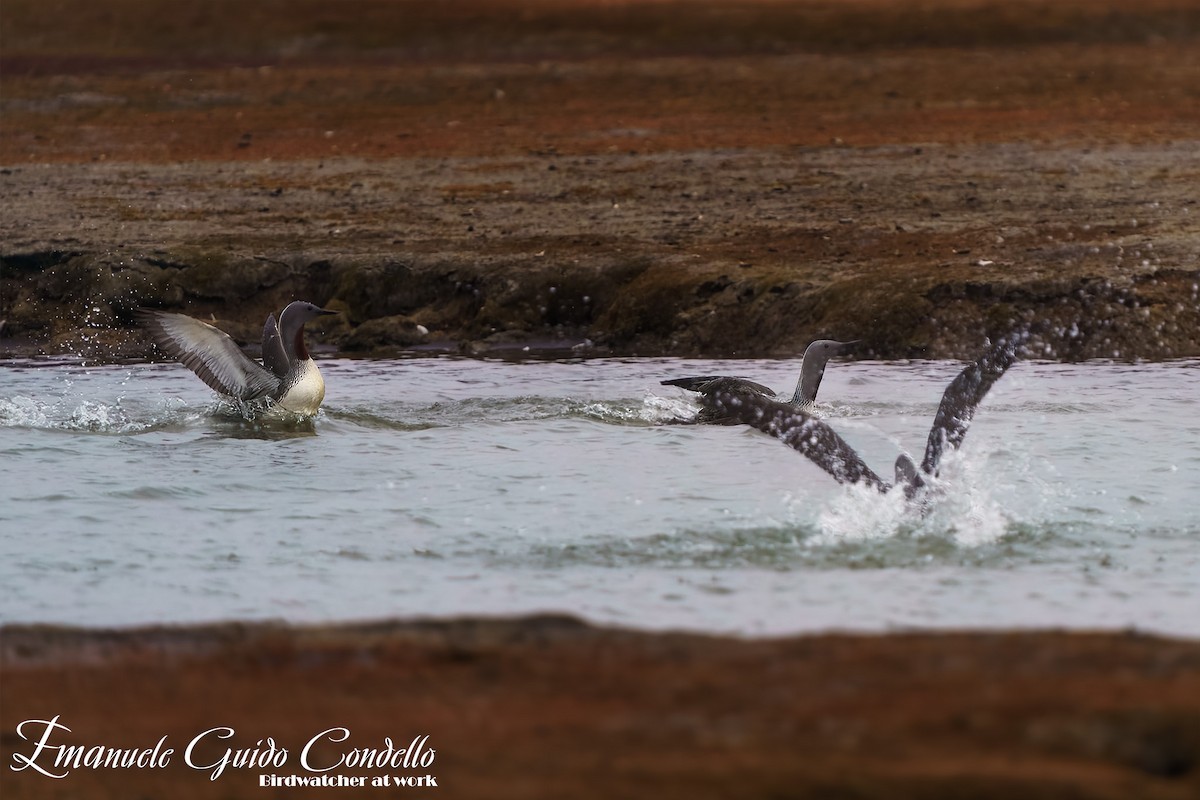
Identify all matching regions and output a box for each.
[3,617,1200,799]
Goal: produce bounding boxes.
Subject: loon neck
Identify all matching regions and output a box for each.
[292,327,309,361]
[791,362,827,405]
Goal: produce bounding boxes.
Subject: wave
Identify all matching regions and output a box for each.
[515,514,1062,571]
[323,393,678,431]
[0,394,167,434]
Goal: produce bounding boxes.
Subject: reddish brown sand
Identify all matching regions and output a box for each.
[2,2,1199,797]
[4,0,1200,163]
[3,618,1200,799]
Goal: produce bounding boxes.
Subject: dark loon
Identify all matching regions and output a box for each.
[138,301,337,415]
[661,339,858,423]
[697,334,1026,498]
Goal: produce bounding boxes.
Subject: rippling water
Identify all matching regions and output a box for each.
[2,355,1197,635]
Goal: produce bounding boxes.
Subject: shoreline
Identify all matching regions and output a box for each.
[3,144,1198,362]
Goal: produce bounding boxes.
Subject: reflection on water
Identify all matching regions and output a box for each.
[1,355,1198,636]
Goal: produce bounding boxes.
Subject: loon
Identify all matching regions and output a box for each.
[661,339,858,424]
[138,301,337,415]
[698,334,1025,498]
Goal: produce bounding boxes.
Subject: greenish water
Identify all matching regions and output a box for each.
[2,355,1197,635]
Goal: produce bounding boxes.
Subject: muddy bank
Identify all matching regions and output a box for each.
[3,617,1199,799]
[2,0,1199,360]
[2,145,1198,360]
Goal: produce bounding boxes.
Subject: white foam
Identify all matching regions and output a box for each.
[808,448,1015,548]
[0,395,52,428]
[0,393,176,434]
[812,481,911,545]
[920,451,1013,547]
[640,391,698,423]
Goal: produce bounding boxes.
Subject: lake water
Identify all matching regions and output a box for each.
[1,354,1197,636]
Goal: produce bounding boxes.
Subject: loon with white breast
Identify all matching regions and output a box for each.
[698,333,1028,499]
[138,301,337,415]
[661,339,858,424]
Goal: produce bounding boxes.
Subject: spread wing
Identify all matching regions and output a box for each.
[662,376,779,425]
[700,389,890,491]
[920,335,1021,476]
[137,309,279,401]
[261,313,290,378]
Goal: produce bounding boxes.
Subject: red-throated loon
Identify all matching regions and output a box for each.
[137,301,337,415]
[697,334,1027,498]
[661,339,858,424]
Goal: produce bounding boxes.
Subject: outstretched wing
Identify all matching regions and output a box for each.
[661,376,777,396]
[137,309,279,401]
[920,335,1021,476]
[261,313,290,378]
[701,389,890,491]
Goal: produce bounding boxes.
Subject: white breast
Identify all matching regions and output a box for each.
[275,359,326,415]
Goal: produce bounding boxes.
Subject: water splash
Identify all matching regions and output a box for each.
[813,482,914,545]
[811,449,1015,549]
[0,394,157,434]
[643,390,701,424]
[920,452,1014,547]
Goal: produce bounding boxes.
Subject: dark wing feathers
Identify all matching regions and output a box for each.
[684,332,1027,495]
[919,335,1020,476]
[261,313,290,378]
[137,309,279,401]
[701,390,890,491]
[662,376,780,425]
[661,376,777,397]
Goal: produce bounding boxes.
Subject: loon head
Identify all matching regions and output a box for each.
[796,339,860,405]
[279,302,337,361]
[804,339,859,361]
[281,301,337,325]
